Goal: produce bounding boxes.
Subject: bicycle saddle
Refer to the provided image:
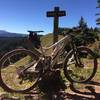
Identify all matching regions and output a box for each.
[28,30,44,34]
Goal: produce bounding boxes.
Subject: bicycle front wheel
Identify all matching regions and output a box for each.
[0,49,40,93]
[64,46,97,83]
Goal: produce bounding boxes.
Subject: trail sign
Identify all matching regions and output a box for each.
[47,7,66,43]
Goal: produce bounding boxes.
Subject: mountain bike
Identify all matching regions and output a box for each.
[0,29,97,93]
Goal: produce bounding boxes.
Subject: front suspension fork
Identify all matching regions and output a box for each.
[71,43,83,67]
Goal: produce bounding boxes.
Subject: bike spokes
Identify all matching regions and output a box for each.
[64,47,97,83]
[1,51,39,91]
[69,56,94,82]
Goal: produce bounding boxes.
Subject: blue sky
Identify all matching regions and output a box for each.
[0,0,97,34]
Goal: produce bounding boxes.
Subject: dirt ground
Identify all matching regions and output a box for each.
[22,80,100,100]
[0,80,100,100]
[64,80,100,100]
[24,75,100,100]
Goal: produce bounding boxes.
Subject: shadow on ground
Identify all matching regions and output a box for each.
[1,69,100,100]
[23,68,100,100]
[24,80,100,100]
[67,81,100,100]
[33,70,67,100]
[16,70,67,100]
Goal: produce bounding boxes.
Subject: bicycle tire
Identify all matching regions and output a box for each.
[64,46,97,83]
[0,49,40,93]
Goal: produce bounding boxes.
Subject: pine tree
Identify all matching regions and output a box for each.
[78,16,88,31]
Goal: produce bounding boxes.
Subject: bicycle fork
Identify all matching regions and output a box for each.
[71,43,84,68]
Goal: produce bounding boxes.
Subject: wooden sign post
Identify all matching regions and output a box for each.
[47,7,66,43]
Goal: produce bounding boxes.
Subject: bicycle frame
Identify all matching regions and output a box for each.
[29,34,75,69]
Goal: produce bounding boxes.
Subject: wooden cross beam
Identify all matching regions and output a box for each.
[47,7,66,43]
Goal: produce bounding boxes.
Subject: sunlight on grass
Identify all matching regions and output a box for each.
[66,58,95,82]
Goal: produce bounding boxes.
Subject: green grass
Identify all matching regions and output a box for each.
[68,58,95,81]
[41,34,64,46]
[40,34,64,55]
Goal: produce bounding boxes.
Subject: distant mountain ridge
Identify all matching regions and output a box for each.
[0,30,27,37]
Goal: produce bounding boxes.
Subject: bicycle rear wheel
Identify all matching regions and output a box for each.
[0,49,40,93]
[64,46,97,83]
